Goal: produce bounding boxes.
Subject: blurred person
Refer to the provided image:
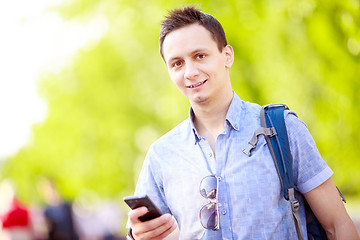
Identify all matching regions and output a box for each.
[72,190,125,240]
[28,204,50,240]
[126,5,360,240]
[38,177,79,240]
[0,179,34,240]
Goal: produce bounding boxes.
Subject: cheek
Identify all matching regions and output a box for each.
[169,72,183,86]
[202,59,219,73]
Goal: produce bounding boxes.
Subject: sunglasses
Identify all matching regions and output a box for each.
[199,175,220,230]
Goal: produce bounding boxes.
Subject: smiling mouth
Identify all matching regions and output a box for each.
[187,80,207,88]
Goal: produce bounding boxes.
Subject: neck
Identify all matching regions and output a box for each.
[192,90,233,138]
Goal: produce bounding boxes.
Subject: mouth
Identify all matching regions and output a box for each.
[187,80,207,88]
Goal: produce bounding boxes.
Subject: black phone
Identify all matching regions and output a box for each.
[124,195,163,222]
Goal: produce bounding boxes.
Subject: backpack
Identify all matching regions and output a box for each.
[243,104,346,240]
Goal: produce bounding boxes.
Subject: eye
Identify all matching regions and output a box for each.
[172,60,183,68]
[197,54,206,60]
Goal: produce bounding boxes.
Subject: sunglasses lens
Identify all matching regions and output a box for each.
[199,175,217,199]
[199,202,218,229]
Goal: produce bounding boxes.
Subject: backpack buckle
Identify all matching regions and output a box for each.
[243,127,277,156]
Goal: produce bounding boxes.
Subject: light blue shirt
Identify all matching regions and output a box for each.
[134,92,333,240]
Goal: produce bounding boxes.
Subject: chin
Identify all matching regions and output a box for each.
[191,95,210,105]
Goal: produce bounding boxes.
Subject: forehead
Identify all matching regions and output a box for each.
[162,24,218,62]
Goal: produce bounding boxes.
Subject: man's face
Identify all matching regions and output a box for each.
[162,24,233,106]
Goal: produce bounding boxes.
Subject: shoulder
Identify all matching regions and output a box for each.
[148,118,193,155]
[155,118,192,144]
[240,101,262,129]
[227,94,261,128]
[284,109,309,133]
[229,92,261,117]
[243,101,262,118]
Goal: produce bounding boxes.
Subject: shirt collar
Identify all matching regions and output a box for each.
[189,107,201,144]
[225,91,242,131]
[189,91,243,144]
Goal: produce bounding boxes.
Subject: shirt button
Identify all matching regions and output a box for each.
[221,209,227,215]
[208,153,212,157]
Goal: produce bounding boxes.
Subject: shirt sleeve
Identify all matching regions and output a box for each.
[285,111,333,194]
[133,145,171,215]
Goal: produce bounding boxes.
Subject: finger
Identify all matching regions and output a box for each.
[133,214,176,239]
[130,209,169,239]
[152,216,178,239]
[132,213,171,236]
[128,206,148,224]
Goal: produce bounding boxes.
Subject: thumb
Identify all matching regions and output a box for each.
[128,206,148,223]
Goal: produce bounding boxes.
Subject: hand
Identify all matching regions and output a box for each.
[128,206,177,240]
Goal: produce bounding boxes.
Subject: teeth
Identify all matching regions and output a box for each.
[189,81,205,88]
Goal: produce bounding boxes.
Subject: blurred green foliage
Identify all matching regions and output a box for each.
[1,0,359,204]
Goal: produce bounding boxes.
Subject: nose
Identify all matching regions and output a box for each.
[184,61,199,79]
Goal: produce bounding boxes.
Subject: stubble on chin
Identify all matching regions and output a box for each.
[190,95,210,106]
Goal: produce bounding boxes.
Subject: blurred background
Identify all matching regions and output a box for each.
[0,0,359,238]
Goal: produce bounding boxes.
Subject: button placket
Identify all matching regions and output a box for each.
[198,137,216,174]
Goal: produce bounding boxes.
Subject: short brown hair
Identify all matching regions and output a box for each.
[159,5,227,59]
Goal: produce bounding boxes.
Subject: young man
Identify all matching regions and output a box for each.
[127,5,359,240]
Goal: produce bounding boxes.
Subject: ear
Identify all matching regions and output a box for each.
[223,45,234,70]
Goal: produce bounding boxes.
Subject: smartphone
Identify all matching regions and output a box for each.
[124,195,163,222]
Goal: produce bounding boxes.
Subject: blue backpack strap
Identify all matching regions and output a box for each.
[260,104,305,240]
[261,104,293,200]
